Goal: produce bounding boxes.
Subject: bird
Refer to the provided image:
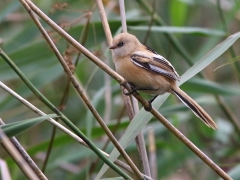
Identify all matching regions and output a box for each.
[110,33,218,129]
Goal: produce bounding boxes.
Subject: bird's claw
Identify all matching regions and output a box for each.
[144,101,152,111]
[123,86,136,96]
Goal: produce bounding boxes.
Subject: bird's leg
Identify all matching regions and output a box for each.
[144,95,158,111]
[149,95,158,104]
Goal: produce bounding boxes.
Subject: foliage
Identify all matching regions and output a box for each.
[0,0,240,179]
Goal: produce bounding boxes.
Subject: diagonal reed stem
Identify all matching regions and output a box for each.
[20,2,142,179]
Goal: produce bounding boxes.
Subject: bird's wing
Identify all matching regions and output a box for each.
[130,49,180,81]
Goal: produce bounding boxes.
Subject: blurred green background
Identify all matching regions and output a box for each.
[1,0,240,179]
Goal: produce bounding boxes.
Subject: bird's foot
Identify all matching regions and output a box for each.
[144,102,152,111]
[123,88,135,96]
[122,83,136,96]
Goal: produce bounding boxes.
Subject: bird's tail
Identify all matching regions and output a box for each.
[171,86,218,129]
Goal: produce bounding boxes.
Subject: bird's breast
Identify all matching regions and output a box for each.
[115,57,172,95]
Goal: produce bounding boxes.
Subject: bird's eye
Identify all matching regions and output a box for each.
[117,41,125,47]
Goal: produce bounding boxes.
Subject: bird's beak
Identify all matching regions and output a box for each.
[109,44,117,49]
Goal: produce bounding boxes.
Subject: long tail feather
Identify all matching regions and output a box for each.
[171,86,218,129]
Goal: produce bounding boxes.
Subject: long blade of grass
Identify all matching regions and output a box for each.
[0,114,57,138]
[182,78,240,95]
[95,31,240,179]
[129,26,226,36]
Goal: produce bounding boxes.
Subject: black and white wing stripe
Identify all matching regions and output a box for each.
[130,54,180,81]
[145,45,180,80]
[152,54,180,80]
[146,45,158,55]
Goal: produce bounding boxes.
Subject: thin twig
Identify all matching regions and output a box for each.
[90,105,125,174]
[216,96,240,134]
[141,1,157,176]
[118,0,151,176]
[42,118,58,172]
[97,0,150,176]
[130,70,151,176]
[19,1,232,179]
[103,57,112,124]
[97,0,147,178]
[20,1,142,179]
[148,128,158,180]
[0,121,40,180]
[119,0,127,33]
[41,79,70,172]
[216,0,240,77]
[133,123,151,177]
[96,0,113,45]
[74,11,92,67]
[143,0,155,45]
[215,0,240,133]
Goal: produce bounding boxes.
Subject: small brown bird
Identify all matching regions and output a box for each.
[110,33,217,129]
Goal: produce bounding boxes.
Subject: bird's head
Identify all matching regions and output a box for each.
[110,33,140,58]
